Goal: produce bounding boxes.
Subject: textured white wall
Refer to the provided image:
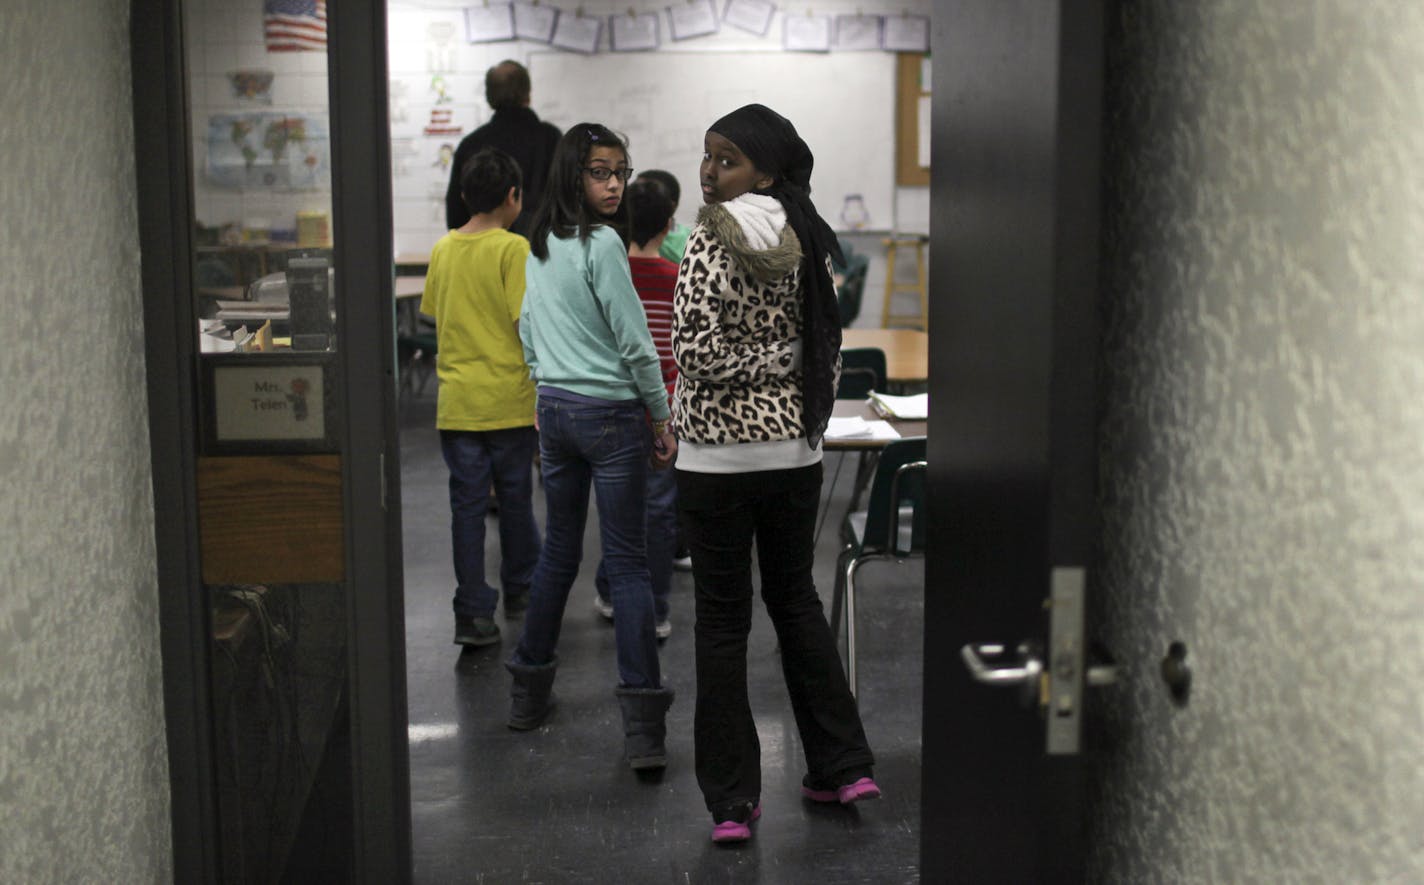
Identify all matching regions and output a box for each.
[0,1,172,881]
[1093,2,1424,881]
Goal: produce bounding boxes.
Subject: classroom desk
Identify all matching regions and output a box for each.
[824,399,927,451]
[840,328,929,388]
[394,252,430,276]
[818,400,927,541]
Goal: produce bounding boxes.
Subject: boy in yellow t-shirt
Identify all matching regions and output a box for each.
[421,147,539,648]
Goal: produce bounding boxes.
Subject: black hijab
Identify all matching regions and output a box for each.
[708,104,844,449]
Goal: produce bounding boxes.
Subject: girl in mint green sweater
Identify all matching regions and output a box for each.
[508,123,678,772]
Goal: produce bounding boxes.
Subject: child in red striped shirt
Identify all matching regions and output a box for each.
[593,180,681,639]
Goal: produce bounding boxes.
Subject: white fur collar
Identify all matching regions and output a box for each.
[720,193,786,251]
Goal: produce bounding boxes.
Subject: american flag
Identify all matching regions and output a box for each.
[265,0,327,53]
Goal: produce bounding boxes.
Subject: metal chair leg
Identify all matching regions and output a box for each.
[830,542,854,638]
[844,555,863,700]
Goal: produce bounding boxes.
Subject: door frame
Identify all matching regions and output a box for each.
[130,0,411,879]
[921,1,1104,881]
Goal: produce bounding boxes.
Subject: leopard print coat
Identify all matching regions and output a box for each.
[672,202,835,445]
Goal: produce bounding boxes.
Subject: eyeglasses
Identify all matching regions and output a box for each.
[582,166,633,182]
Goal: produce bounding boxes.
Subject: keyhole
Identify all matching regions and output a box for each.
[1160,640,1192,706]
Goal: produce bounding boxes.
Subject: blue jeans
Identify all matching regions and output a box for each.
[596,463,675,622]
[440,426,540,619]
[513,391,661,689]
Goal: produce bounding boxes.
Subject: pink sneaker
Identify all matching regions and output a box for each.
[801,776,882,806]
[710,805,761,843]
[836,777,881,805]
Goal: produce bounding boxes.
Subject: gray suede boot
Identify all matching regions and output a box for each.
[505,657,557,731]
[615,686,675,769]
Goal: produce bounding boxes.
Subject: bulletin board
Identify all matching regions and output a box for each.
[896,52,931,186]
[530,50,897,232]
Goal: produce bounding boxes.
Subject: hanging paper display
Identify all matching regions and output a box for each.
[551,12,601,53]
[465,3,517,42]
[228,69,275,104]
[834,14,881,50]
[882,14,929,52]
[514,2,558,42]
[668,0,718,41]
[206,113,331,190]
[610,11,660,51]
[722,0,773,36]
[783,13,831,52]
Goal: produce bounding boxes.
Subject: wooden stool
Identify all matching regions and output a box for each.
[879,235,929,330]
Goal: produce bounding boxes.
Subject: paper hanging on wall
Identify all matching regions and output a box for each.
[229,69,274,104]
[514,2,558,42]
[722,0,773,36]
[426,21,457,73]
[784,13,831,52]
[882,14,930,52]
[834,14,881,51]
[464,3,516,43]
[669,0,718,41]
[610,11,660,51]
[551,13,601,53]
[206,113,330,190]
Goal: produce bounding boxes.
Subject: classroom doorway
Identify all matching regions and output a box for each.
[137,0,1110,879]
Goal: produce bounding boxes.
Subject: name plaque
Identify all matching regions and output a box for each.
[213,363,326,442]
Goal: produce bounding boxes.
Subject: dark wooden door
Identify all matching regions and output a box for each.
[131,0,410,879]
[921,2,1105,882]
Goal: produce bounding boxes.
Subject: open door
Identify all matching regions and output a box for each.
[921,2,1106,881]
[132,0,410,879]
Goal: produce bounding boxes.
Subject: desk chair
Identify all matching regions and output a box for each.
[837,347,886,400]
[398,325,437,401]
[836,347,889,513]
[830,436,927,699]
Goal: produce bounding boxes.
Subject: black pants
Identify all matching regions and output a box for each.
[677,463,875,816]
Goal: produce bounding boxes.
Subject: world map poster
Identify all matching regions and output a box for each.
[206,113,331,190]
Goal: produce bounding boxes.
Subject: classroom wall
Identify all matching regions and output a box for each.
[1092,2,1424,880]
[0,0,173,881]
[387,0,932,328]
[185,0,334,245]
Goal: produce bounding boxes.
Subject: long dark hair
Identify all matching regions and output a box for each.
[528,123,631,260]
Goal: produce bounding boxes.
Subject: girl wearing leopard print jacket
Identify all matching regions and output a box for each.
[671,104,879,844]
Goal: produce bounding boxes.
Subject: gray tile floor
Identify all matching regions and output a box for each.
[400,393,923,883]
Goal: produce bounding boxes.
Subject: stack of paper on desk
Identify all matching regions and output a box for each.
[868,391,929,420]
[825,416,901,441]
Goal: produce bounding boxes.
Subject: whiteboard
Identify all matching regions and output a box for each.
[530,50,896,233]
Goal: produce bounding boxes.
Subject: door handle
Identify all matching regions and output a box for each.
[960,642,1043,708]
[960,642,1042,685]
[959,568,1120,755]
[961,642,1118,687]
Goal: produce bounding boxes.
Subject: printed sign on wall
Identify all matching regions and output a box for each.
[213,364,326,441]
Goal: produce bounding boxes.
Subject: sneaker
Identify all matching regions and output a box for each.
[710,803,761,844]
[672,553,693,572]
[454,616,500,647]
[801,773,881,806]
[593,595,614,621]
[656,618,672,640]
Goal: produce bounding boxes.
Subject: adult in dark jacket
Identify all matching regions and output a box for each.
[445,60,561,237]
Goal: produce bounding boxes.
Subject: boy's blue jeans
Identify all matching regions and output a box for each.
[513,392,661,689]
[596,463,675,622]
[440,426,540,620]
